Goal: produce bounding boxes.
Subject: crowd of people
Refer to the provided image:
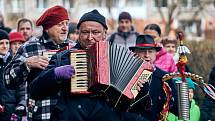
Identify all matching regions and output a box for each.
[0,5,214,121]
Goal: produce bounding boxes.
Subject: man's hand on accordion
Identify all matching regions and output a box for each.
[54,65,75,81]
[136,80,150,97]
[137,80,147,92]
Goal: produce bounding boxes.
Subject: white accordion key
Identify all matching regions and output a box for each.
[131,70,152,98]
[42,51,57,60]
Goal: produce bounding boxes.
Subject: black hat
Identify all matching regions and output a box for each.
[129,35,161,52]
[0,29,9,40]
[77,9,108,30]
[118,12,132,22]
[68,22,77,34]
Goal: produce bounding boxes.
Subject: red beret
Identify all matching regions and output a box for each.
[9,32,25,43]
[36,5,69,30]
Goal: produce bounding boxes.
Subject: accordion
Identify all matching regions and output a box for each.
[42,50,58,60]
[70,41,153,110]
[42,45,70,60]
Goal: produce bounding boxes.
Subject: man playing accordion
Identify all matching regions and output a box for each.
[128,35,178,121]
[29,9,148,121]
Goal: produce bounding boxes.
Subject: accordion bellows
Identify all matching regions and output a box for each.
[70,41,153,110]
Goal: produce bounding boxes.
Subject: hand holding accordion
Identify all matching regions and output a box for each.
[54,65,75,81]
[70,41,153,110]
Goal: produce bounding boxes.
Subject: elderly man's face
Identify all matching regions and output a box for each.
[0,39,9,55]
[78,21,106,49]
[134,48,157,63]
[47,20,69,44]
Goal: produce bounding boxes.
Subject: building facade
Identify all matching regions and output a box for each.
[1,0,215,40]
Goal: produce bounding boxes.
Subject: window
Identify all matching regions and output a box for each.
[11,0,24,12]
[62,0,66,6]
[181,0,200,8]
[154,0,167,7]
[112,0,119,7]
[192,0,199,7]
[125,0,144,7]
[69,0,75,8]
[36,0,48,9]
[63,0,75,8]
[181,0,188,7]
[179,20,202,37]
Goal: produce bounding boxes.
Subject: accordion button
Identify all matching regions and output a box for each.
[77,105,82,109]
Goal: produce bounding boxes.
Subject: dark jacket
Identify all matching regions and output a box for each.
[29,44,148,121]
[4,32,70,121]
[129,67,178,121]
[0,52,26,121]
[200,65,215,121]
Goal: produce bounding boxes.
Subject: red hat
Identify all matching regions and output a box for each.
[36,5,69,30]
[9,32,25,43]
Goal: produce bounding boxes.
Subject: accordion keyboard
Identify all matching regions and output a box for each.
[70,51,89,93]
[42,51,57,60]
[131,70,153,97]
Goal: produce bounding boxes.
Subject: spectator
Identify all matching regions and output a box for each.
[161,37,192,73]
[161,37,179,63]
[0,14,11,33]
[107,11,139,48]
[144,24,177,73]
[9,32,26,56]
[0,29,11,121]
[166,78,200,121]
[17,18,34,41]
[0,30,25,121]
[67,22,79,46]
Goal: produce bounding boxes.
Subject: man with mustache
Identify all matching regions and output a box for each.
[29,9,148,121]
[17,18,34,41]
[4,5,71,120]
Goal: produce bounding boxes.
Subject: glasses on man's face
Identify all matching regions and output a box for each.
[80,30,103,37]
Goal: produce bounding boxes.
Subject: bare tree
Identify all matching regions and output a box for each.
[157,0,213,36]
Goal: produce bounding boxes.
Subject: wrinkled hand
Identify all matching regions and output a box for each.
[25,56,49,70]
[54,65,75,80]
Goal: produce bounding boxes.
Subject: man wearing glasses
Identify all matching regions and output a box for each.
[29,9,148,121]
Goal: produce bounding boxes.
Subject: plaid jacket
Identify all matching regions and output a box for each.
[4,32,69,121]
